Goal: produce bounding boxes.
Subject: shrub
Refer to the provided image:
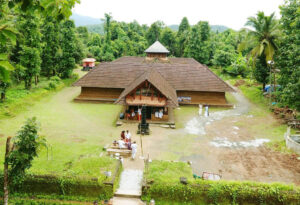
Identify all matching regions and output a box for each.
[46,82,57,90]
[49,76,61,83]
[0,173,114,200]
[223,53,250,78]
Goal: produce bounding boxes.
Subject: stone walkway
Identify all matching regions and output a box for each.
[113,143,146,205]
[112,197,145,205]
[115,169,143,196]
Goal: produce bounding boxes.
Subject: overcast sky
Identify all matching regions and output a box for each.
[72,0,284,30]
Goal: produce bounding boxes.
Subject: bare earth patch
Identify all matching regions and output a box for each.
[140,90,300,186]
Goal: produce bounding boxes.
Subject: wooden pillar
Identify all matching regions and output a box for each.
[151,89,154,100]
[140,88,142,100]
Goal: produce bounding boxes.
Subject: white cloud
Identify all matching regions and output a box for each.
[72,0,283,30]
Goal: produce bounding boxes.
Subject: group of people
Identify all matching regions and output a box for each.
[126,108,142,120]
[154,108,164,119]
[116,130,137,159]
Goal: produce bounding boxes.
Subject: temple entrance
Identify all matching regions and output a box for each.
[146,107,152,119]
[126,106,168,121]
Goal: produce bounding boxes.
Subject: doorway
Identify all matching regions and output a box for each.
[145,106,152,119]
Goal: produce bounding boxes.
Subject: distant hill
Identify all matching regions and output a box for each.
[70,13,102,27]
[168,24,230,32]
[70,13,230,33]
[86,24,104,34]
[168,25,179,31]
[210,25,230,32]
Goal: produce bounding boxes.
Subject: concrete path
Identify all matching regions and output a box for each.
[112,197,145,205]
[115,169,143,197]
[113,140,146,205]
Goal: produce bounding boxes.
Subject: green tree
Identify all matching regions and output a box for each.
[145,21,164,46]
[104,13,112,45]
[212,44,236,67]
[224,53,250,77]
[41,16,59,78]
[76,26,89,45]
[184,21,211,64]
[176,17,190,56]
[161,27,176,55]
[0,1,17,101]
[100,13,114,61]
[253,55,269,90]
[74,35,85,64]
[178,17,190,36]
[0,54,14,101]
[245,11,279,62]
[58,20,77,78]
[4,117,45,205]
[276,0,300,110]
[17,13,42,90]
[244,11,279,90]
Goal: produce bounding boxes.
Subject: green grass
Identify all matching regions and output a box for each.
[225,92,238,104]
[145,160,193,183]
[266,140,295,154]
[174,106,198,129]
[143,161,300,205]
[0,80,122,178]
[0,76,78,119]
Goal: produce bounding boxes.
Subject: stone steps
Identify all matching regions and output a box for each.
[112,197,145,205]
[114,169,144,204]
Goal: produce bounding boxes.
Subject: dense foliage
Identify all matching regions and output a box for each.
[0,0,80,101]
[276,0,300,111]
[7,117,45,185]
[0,0,298,112]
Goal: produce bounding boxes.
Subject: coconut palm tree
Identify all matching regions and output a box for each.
[238,12,280,91]
[245,11,280,62]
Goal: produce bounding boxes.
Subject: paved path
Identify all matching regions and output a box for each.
[112,197,145,205]
[115,169,143,196]
[113,143,146,205]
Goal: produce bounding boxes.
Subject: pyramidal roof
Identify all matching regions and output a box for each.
[145,41,170,53]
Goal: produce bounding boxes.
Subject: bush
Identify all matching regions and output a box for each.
[223,54,250,78]
[0,173,114,200]
[46,82,57,90]
[50,76,61,83]
[142,161,300,204]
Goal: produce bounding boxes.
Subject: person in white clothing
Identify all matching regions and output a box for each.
[204,105,209,117]
[118,139,126,149]
[125,130,131,143]
[137,108,142,121]
[155,110,159,118]
[158,109,163,118]
[131,141,138,160]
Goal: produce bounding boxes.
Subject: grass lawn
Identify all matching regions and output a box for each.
[0,84,122,179]
[0,77,78,120]
[145,160,193,183]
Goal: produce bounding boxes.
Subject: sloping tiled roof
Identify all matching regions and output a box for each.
[115,68,178,107]
[73,56,234,93]
[145,41,170,53]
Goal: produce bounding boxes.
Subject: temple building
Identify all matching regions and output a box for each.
[73,41,234,122]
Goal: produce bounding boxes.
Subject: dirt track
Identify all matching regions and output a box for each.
[138,90,300,185]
